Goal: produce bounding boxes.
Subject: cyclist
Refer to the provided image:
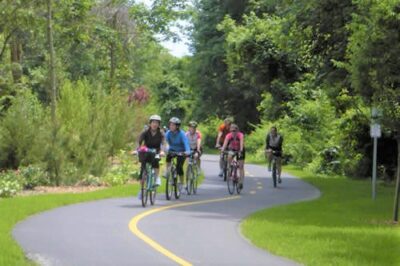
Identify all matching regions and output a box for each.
[186,121,202,169]
[136,115,165,199]
[215,117,232,177]
[165,117,190,188]
[221,124,245,189]
[265,126,283,183]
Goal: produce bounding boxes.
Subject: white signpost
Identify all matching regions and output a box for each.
[370,108,381,200]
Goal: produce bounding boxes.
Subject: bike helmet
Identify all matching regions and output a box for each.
[169,117,181,125]
[149,114,161,123]
[188,121,198,128]
[230,123,239,131]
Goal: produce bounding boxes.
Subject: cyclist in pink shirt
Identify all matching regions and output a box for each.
[221,124,245,189]
[185,121,202,169]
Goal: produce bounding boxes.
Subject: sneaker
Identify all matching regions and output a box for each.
[218,170,223,177]
[137,191,142,200]
[278,176,282,183]
[239,183,243,190]
[156,176,161,186]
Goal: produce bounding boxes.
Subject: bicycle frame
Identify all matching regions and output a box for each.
[226,151,241,194]
[138,149,159,207]
[166,152,185,200]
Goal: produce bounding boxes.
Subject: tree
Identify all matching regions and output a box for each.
[346,0,400,221]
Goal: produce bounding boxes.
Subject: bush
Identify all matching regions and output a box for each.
[0,90,48,168]
[197,116,222,149]
[19,164,49,189]
[0,170,22,198]
[102,150,140,186]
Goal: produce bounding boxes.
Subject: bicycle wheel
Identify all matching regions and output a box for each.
[186,165,193,195]
[272,160,277,188]
[150,186,157,205]
[149,168,157,205]
[174,169,181,199]
[166,167,174,200]
[236,175,242,194]
[141,168,148,207]
[227,166,235,195]
[223,159,228,182]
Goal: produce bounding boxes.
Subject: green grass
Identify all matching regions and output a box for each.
[0,184,139,266]
[241,166,400,266]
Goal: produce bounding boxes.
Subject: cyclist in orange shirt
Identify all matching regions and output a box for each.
[215,117,232,177]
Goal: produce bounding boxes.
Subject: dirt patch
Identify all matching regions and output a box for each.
[17,185,107,196]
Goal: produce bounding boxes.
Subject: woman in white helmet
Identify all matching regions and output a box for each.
[137,115,166,188]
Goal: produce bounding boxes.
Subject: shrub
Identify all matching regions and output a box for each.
[0,170,22,197]
[0,90,48,169]
[19,164,49,189]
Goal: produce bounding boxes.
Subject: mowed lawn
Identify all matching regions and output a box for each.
[0,185,139,266]
[241,166,400,266]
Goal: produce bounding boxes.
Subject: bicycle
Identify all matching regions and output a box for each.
[226,151,242,195]
[270,151,281,188]
[165,152,185,200]
[137,148,160,207]
[186,151,200,195]
[218,148,229,181]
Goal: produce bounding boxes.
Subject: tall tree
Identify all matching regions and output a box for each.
[346,0,400,221]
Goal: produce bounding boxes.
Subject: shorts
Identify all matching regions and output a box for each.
[140,152,160,168]
[228,149,245,160]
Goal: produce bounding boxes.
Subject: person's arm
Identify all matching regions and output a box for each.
[164,131,170,152]
[265,134,270,150]
[221,134,229,152]
[278,135,283,151]
[137,131,145,149]
[181,131,191,154]
[240,133,244,152]
[160,131,167,154]
[216,131,223,147]
[197,131,202,152]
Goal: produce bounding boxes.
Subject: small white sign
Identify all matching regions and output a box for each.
[370,123,381,138]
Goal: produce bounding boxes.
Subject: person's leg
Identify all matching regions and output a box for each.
[277,156,282,183]
[177,156,186,185]
[152,158,161,186]
[194,151,201,170]
[238,160,244,185]
[238,150,245,188]
[219,151,224,176]
[164,154,172,177]
[266,150,272,171]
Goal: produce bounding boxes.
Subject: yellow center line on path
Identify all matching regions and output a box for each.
[129,196,241,266]
[245,171,255,177]
[257,186,263,190]
[250,191,257,195]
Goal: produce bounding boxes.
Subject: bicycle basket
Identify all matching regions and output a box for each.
[138,152,147,163]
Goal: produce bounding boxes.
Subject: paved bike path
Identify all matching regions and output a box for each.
[13,155,320,265]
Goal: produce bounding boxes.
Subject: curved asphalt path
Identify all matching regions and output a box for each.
[13,155,320,266]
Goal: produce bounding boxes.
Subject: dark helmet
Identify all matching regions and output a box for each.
[188,121,198,128]
[169,117,181,126]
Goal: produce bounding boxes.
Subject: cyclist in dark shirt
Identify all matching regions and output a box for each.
[137,114,166,186]
[265,126,283,183]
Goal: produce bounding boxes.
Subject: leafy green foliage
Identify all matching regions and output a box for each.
[0,170,22,198]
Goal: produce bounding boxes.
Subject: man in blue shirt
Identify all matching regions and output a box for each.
[165,117,190,188]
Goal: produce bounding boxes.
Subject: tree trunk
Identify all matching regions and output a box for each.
[10,33,22,83]
[47,0,56,122]
[109,11,118,88]
[47,0,60,185]
[393,136,400,222]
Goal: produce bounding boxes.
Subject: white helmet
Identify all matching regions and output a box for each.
[149,114,161,123]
